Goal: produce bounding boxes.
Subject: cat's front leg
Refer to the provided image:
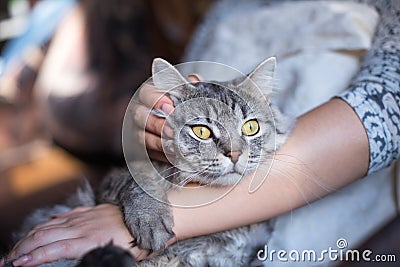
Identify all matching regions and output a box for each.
[98,169,175,252]
[119,173,175,252]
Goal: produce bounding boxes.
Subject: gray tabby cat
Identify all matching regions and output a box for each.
[7,57,294,267]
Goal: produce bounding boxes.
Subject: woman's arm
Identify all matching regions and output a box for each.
[169,98,369,240]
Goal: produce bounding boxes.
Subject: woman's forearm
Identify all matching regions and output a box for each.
[169,98,369,240]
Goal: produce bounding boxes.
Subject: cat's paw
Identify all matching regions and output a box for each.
[121,185,174,252]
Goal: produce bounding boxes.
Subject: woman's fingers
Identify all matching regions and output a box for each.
[8,204,138,266]
[13,239,151,266]
[146,149,169,163]
[138,83,173,110]
[188,73,202,83]
[136,130,172,163]
[9,226,77,262]
[132,101,173,157]
[138,73,201,109]
[52,206,92,218]
[134,75,200,158]
[30,217,68,232]
[135,83,174,137]
[29,206,91,233]
[12,238,99,267]
[133,105,170,136]
[137,130,163,152]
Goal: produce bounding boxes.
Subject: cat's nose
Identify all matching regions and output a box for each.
[226,151,242,163]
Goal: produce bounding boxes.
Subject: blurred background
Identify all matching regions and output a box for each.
[0,0,214,253]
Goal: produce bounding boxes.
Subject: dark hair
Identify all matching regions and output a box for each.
[81,0,153,101]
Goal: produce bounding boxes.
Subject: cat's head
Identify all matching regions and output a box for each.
[151,58,292,186]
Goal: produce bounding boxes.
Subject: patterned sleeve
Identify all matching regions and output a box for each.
[337,0,400,174]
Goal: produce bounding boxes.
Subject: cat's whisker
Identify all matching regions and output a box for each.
[263,154,336,193]
[199,173,213,185]
[273,153,309,165]
[178,176,193,187]
[187,171,209,186]
[158,165,179,175]
[162,169,184,181]
[158,161,200,179]
[255,162,334,201]
[177,169,208,187]
[269,168,313,206]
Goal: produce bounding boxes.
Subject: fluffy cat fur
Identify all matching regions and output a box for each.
[6,57,294,267]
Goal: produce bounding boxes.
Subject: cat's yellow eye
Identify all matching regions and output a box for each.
[242,120,259,136]
[192,125,212,139]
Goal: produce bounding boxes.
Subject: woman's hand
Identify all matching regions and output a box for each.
[132,75,201,161]
[133,83,175,162]
[6,204,149,266]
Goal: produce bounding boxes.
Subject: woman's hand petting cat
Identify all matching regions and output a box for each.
[133,82,175,162]
[133,74,201,162]
[6,204,149,266]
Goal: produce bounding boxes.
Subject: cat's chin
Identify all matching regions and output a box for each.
[210,172,244,186]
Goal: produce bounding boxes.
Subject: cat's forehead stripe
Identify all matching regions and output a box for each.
[192,82,253,118]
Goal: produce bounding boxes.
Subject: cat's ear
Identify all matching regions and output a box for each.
[152,58,189,96]
[240,57,276,96]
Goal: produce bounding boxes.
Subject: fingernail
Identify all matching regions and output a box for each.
[188,73,202,83]
[13,254,32,266]
[161,103,174,115]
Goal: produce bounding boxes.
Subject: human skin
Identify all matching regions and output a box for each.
[5,84,369,266]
